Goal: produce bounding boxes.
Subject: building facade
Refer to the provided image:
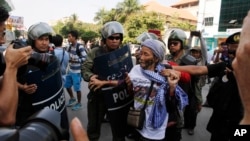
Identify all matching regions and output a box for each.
[197,0,248,50]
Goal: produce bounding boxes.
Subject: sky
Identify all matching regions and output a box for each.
[9,0,178,28]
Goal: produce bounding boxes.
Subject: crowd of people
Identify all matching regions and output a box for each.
[1,5,250,141]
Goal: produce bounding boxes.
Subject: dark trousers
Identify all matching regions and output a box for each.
[61,108,70,140]
[87,91,130,141]
[87,92,106,141]
[207,112,239,141]
[184,94,198,129]
[108,106,130,141]
[164,126,182,141]
[210,130,230,141]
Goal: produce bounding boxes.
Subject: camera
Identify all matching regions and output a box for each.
[0,39,53,76]
[0,108,67,141]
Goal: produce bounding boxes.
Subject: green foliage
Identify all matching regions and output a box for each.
[52,14,101,41]
[167,13,196,31]
[124,12,165,43]
[81,31,99,43]
[13,29,21,38]
[51,0,196,44]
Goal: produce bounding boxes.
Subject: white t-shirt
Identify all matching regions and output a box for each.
[129,65,168,140]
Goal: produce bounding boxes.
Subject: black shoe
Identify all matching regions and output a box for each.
[187,129,194,135]
[126,133,136,139]
[102,118,109,123]
[202,103,211,107]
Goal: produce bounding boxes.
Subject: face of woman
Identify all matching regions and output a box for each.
[34,35,50,52]
[139,46,158,71]
[106,33,121,51]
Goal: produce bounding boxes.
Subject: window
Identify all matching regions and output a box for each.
[219,0,249,31]
[204,17,213,26]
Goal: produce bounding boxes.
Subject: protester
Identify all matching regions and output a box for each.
[232,10,250,125]
[65,30,86,111]
[126,39,188,140]
[15,22,70,140]
[82,21,130,141]
[52,34,69,84]
[172,32,243,141]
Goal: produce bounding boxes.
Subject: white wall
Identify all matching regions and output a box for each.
[197,0,222,37]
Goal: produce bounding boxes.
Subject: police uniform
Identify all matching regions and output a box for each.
[206,32,243,141]
[15,22,69,140]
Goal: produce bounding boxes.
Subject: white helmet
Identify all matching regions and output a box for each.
[28,22,54,42]
[136,32,158,43]
[168,28,187,49]
[101,21,124,41]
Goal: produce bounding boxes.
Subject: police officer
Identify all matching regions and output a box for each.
[165,28,196,141]
[15,22,69,140]
[83,21,129,141]
[166,28,189,64]
[173,32,243,141]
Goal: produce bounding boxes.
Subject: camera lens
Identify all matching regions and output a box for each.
[19,121,59,141]
[0,109,66,141]
[18,109,65,141]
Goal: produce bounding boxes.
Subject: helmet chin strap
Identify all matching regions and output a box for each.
[170,49,181,57]
[33,47,47,53]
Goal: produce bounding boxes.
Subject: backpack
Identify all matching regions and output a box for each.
[67,43,85,78]
[68,43,82,57]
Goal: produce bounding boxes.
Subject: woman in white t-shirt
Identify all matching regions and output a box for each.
[127,39,188,140]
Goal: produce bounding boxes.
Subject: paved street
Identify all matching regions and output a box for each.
[66,80,212,141]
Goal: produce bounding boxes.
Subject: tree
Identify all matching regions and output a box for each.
[116,0,144,23]
[52,14,101,42]
[116,0,142,15]
[13,29,21,38]
[167,13,196,31]
[69,14,79,25]
[94,0,144,24]
[94,7,108,25]
[124,12,165,43]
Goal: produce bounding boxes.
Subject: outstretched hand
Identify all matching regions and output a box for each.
[70,117,89,141]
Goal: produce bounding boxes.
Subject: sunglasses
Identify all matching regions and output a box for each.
[169,41,179,46]
[108,36,121,40]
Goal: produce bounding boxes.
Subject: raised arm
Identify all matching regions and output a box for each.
[0,45,32,126]
[232,10,250,124]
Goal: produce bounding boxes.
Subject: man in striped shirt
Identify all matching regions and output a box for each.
[65,30,87,111]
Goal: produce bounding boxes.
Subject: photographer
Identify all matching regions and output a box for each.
[0,45,32,126]
[0,6,32,126]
